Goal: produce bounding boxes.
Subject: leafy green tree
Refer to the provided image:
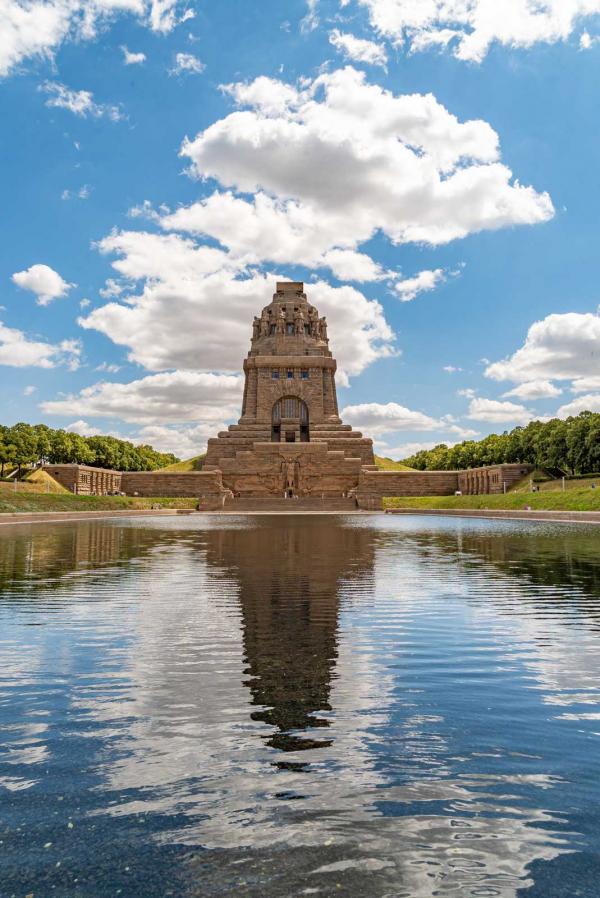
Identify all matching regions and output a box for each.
[33,424,53,465]
[585,416,600,473]
[0,426,16,477]
[0,421,178,473]
[9,423,38,474]
[566,412,593,474]
[400,411,600,475]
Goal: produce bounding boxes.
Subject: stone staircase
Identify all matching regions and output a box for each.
[221,496,359,512]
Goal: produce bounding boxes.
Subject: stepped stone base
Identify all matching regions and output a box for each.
[221,496,359,512]
[216,441,364,498]
[205,424,374,468]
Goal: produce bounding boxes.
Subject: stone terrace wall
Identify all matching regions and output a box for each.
[357,470,459,510]
[121,471,225,499]
[218,442,362,498]
[43,465,122,496]
[458,464,534,495]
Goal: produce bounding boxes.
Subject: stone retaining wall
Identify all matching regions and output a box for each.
[120,470,226,501]
[357,470,460,510]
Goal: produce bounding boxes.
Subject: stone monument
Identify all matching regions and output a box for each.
[203,281,376,498]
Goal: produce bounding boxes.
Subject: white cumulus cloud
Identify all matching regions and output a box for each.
[485,311,600,394]
[502,380,563,400]
[65,420,103,437]
[340,401,442,435]
[329,29,387,66]
[121,45,146,65]
[557,393,600,417]
[0,1,189,77]
[170,52,204,76]
[41,370,244,426]
[0,321,81,368]
[12,263,73,306]
[134,423,218,457]
[467,397,536,425]
[40,81,123,120]
[379,440,451,458]
[395,268,447,301]
[180,66,552,254]
[350,0,600,62]
[159,190,388,282]
[83,231,395,381]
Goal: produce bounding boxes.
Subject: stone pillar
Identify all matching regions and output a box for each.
[246,368,258,418]
[241,374,249,417]
[323,370,336,417]
[331,371,339,416]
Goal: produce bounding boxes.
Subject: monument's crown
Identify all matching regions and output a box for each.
[274,281,306,301]
[250,281,329,358]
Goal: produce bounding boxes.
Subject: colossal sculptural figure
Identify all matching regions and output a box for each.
[203,281,376,498]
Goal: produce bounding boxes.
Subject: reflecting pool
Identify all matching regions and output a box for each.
[1,514,600,897]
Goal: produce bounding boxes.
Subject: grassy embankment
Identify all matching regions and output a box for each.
[384,472,600,512]
[0,457,210,513]
[159,454,206,472]
[0,483,197,514]
[374,456,413,471]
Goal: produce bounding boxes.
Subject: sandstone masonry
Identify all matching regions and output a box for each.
[203,281,376,499]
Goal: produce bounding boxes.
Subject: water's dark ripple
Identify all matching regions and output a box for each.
[1,515,600,897]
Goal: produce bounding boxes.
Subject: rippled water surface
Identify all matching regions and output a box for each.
[2,514,600,897]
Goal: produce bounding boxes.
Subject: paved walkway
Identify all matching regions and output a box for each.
[386,508,600,525]
[1,507,599,529]
[0,508,195,527]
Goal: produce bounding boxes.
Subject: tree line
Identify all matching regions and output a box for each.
[401,411,600,474]
[0,423,178,476]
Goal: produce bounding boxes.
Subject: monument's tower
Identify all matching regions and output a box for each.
[241,281,340,438]
[204,281,375,499]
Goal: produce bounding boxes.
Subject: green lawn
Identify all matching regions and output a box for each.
[383,488,600,512]
[159,454,206,472]
[0,490,198,514]
[374,455,414,471]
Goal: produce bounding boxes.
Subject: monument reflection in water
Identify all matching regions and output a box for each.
[1,515,600,898]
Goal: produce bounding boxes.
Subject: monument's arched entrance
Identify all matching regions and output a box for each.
[271,396,309,443]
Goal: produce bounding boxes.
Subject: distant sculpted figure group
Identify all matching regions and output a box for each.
[253,307,328,341]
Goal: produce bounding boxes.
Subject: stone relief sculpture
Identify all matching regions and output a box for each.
[277,308,286,334]
[282,457,297,496]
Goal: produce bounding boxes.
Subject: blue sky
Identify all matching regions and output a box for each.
[2,0,600,459]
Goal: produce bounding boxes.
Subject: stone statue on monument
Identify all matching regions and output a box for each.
[282,457,297,496]
[277,307,286,334]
